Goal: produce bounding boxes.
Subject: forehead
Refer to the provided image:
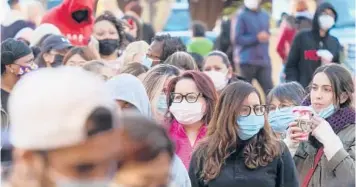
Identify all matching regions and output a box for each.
[204,56,225,67]
[312,72,332,86]
[49,130,125,165]
[174,78,199,94]
[322,8,335,17]
[94,20,116,31]
[14,53,34,64]
[149,41,163,53]
[242,92,260,106]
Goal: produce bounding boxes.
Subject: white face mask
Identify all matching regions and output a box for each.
[169,101,204,125]
[319,15,335,30]
[244,0,259,10]
[204,70,228,91]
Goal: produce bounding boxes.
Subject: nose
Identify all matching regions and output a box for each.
[315,89,323,99]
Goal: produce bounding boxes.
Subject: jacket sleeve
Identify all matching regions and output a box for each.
[284,32,302,82]
[276,142,300,187]
[332,39,342,63]
[234,14,259,47]
[171,155,192,187]
[189,152,207,187]
[326,141,355,186]
[276,26,289,61]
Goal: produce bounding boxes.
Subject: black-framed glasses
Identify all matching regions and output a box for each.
[240,105,267,117]
[171,93,202,103]
[266,104,296,113]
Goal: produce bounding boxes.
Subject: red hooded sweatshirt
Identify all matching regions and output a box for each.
[41,0,95,46]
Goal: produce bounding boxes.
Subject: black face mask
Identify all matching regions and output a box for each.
[72,10,89,23]
[52,55,64,67]
[98,39,119,56]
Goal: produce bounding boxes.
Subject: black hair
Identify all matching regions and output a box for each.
[189,52,204,71]
[161,37,186,62]
[95,11,125,48]
[206,50,231,68]
[151,34,171,44]
[86,107,113,137]
[192,20,207,37]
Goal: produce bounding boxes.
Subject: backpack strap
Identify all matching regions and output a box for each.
[302,147,324,187]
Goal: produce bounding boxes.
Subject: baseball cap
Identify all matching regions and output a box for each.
[9,67,118,150]
[41,34,72,52]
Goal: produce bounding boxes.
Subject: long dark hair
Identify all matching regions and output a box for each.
[194,81,280,182]
[166,71,218,124]
[308,64,354,108]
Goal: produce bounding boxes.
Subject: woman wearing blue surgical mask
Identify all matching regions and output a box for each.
[203,51,244,92]
[189,81,299,187]
[286,64,355,187]
[266,82,305,139]
[142,64,180,124]
[166,71,218,169]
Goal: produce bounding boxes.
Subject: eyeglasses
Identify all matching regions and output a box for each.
[266,104,295,113]
[240,105,267,117]
[170,93,202,103]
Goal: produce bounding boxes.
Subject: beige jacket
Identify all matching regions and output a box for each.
[294,124,355,187]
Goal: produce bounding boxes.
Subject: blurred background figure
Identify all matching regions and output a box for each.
[122,15,142,41]
[164,51,198,71]
[29,23,61,47]
[187,21,213,57]
[35,34,72,68]
[20,0,46,26]
[41,0,96,46]
[1,0,36,42]
[5,67,120,187]
[234,0,273,96]
[188,0,224,30]
[93,11,125,62]
[276,0,312,83]
[121,40,150,67]
[112,113,176,187]
[63,46,100,66]
[82,60,116,80]
[124,1,155,44]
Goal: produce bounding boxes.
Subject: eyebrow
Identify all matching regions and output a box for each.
[312,83,331,87]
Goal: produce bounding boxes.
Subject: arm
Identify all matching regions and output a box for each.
[326,141,355,186]
[332,40,341,63]
[234,14,259,47]
[276,142,300,187]
[276,26,289,61]
[189,152,206,187]
[284,32,302,82]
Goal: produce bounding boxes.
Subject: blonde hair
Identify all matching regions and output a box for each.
[82,60,116,80]
[122,41,149,66]
[164,51,198,71]
[142,65,180,118]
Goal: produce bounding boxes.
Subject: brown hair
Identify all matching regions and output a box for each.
[164,51,198,71]
[166,71,218,124]
[63,47,99,65]
[118,113,174,166]
[120,62,148,77]
[194,81,280,182]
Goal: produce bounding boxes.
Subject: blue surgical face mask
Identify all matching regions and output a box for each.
[268,107,296,133]
[318,104,335,119]
[237,114,265,140]
[157,93,168,114]
[142,55,153,68]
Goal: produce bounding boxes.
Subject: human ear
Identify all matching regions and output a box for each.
[339,92,349,105]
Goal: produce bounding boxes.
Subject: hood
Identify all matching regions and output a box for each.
[61,0,95,25]
[312,2,338,34]
[105,74,152,118]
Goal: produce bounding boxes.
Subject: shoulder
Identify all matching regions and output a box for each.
[327,34,340,45]
[337,124,355,142]
[294,30,311,39]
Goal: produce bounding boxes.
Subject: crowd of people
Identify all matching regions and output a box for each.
[1,0,355,187]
